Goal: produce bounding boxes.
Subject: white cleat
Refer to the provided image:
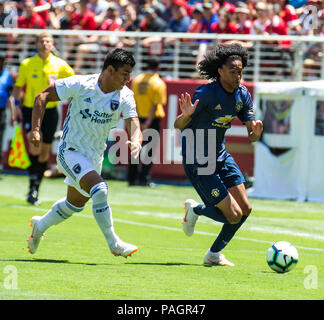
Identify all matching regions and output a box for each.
[182,199,199,237]
[27,216,44,254]
[203,250,235,267]
[109,239,138,258]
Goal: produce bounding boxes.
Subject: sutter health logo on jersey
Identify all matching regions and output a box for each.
[80,108,113,124]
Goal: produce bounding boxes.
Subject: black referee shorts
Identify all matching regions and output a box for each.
[22,106,59,144]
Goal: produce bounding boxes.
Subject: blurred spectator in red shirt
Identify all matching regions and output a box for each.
[100,3,122,31]
[236,5,253,34]
[214,0,236,14]
[70,0,97,30]
[65,0,98,73]
[251,1,271,35]
[252,2,289,41]
[17,1,46,29]
[278,0,302,34]
[34,0,49,25]
[266,5,289,37]
[99,3,123,47]
[210,7,239,34]
[234,4,253,48]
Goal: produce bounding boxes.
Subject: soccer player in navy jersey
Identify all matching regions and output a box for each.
[174,43,263,266]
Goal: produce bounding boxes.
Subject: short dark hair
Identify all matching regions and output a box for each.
[146,56,160,70]
[102,49,136,72]
[197,43,249,80]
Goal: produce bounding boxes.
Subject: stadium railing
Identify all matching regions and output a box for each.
[1,28,323,82]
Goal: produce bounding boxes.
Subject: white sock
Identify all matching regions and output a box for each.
[90,182,119,246]
[37,198,84,234]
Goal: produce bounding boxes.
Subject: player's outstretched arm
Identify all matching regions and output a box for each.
[174,92,199,130]
[31,84,60,147]
[246,120,263,142]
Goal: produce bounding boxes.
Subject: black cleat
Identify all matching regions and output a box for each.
[27,188,41,206]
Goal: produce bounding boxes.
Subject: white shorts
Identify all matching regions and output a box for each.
[57,149,103,197]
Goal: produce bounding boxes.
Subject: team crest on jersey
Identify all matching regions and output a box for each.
[84,97,92,103]
[211,189,220,198]
[111,100,119,111]
[212,115,236,128]
[80,108,92,119]
[236,101,243,112]
[215,104,222,110]
[72,163,81,174]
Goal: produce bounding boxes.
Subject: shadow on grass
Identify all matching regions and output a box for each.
[2,258,100,266]
[2,259,201,267]
[125,262,202,267]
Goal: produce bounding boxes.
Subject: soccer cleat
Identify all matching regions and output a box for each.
[27,216,44,254]
[203,250,235,267]
[27,188,41,206]
[109,239,138,258]
[182,199,199,237]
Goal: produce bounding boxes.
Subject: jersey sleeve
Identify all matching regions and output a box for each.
[54,75,81,101]
[189,86,208,119]
[121,91,138,119]
[237,88,256,124]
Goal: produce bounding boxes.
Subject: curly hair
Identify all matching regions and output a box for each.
[197,43,249,80]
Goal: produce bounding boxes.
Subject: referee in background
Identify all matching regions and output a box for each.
[13,32,74,205]
[128,56,167,186]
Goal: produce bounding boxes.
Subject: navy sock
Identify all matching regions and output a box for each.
[28,155,39,191]
[210,215,248,252]
[36,161,47,190]
[194,204,228,224]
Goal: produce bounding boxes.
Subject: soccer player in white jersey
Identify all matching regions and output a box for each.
[27,49,142,258]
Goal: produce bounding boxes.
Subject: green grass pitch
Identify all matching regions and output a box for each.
[0,174,323,300]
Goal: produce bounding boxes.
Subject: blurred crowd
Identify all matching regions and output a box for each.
[1,0,323,36]
[1,0,323,72]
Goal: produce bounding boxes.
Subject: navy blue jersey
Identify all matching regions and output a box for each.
[181,80,255,163]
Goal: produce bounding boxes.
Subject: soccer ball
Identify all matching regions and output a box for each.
[266,241,298,273]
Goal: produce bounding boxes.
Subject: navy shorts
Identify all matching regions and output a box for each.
[183,153,245,206]
[22,107,59,144]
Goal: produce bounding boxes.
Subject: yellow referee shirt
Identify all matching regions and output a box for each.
[131,72,166,119]
[15,53,74,108]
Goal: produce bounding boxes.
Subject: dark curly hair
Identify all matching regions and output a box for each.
[197,43,249,80]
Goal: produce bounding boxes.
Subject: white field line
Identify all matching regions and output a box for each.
[1,203,323,252]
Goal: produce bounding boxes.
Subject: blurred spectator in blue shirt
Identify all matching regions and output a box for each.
[0,54,15,175]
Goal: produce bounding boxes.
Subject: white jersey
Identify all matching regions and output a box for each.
[54,74,138,162]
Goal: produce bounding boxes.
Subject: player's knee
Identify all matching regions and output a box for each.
[227,211,243,224]
[90,182,108,204]
[242,203,252,216]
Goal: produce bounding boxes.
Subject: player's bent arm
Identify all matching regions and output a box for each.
[174,113,191,130]
[125,117,143,159]
[31,84,60,147]
[245,120,263,142]
[174,92,199,130]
